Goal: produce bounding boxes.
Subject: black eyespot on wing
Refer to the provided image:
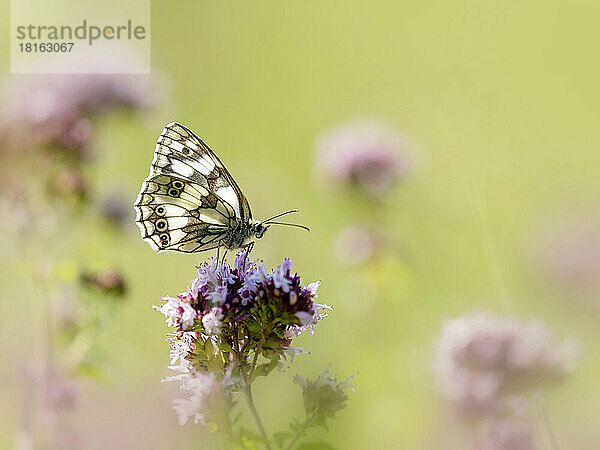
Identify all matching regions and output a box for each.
[168,188,180,197]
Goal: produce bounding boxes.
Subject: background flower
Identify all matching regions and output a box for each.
[315,120,410,195]
[435,312,579,450]
[435,312,578,418]
[0,71,158,153]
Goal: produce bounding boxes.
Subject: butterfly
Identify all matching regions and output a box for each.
[134,122,308,255]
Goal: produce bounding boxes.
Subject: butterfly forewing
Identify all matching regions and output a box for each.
[134,122,252,253]
[155,122,251,221]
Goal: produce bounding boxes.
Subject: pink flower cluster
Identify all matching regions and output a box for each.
[435,312,579,449]
[316,120,409,195]
[154,253,332,427]
[171,371,232,426]
[0,71,159,152]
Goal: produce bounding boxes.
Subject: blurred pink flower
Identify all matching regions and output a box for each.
[315,120,410,194]
[435,312,578,419]
[60,118,93,150]
[0,57,161,152]
[168,367,234,427]
[80,268,127,297]
[536,218,600,298]
[172,372,220,426]
[50,166,88,199]
[42,367,78,417]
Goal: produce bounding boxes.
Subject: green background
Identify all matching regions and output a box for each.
[1,1,600,448]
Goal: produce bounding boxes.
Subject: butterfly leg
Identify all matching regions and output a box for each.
[220,248,228,265]
[216,245,220,262]
[242,241,254,266]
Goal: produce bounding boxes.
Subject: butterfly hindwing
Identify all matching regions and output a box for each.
[134,176,230,252]
[134,122,251,253]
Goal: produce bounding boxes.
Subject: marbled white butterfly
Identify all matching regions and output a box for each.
[134,122,307,254]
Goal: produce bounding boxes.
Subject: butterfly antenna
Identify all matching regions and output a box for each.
[267,221,310,232]
[262,209,300,223]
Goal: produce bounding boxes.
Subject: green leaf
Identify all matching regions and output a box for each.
[273,327,285,338]
[251,355,279,381]
[219,340,233,353]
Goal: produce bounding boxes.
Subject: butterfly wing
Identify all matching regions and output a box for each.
[134,122,252,253]
[157,122,252,222]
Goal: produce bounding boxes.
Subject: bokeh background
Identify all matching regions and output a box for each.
[1,1,600,449]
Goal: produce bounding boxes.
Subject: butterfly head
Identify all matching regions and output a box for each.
[252,221,270,239]
[256,209,310,238]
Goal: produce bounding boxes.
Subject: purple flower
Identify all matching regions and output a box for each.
[201,307,224,335]
[315,120,410,194]
[207,283,228,305]
[295,311,315,326]
[155,252,329,373]
[196,259,220,287]
[435,312,578,420]
[272,258,293,293]
[155,253,331,427]
[161,253,325,335]
[0,66,160,152]
[154,295,197,330]
[435,313,579,450]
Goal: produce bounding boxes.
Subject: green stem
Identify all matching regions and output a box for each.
[243,383,271,450]
[235,329,270,449]
[248,334,266,381]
